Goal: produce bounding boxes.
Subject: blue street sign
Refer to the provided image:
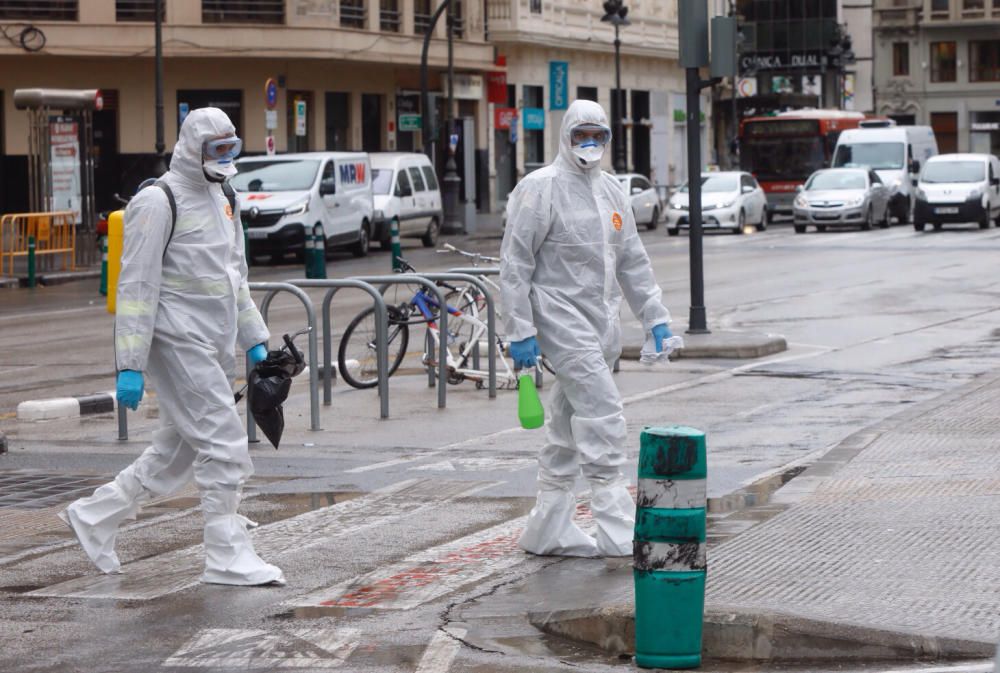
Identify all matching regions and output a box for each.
[523,107,545,130]
[265,78,279,110]
[550,61,569,110]
[178,102,190,126]
[510,117,518,144]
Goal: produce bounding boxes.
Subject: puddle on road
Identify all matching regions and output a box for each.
[706,465,807,548]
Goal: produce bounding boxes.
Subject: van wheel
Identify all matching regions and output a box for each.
[352,221,371,258]
[978,213,991,229]
[647,207,659,231]
[914,222,925,232]
[794,225,806,234]
[421,217,440,248]
[932,222,943,231]
[861,207,873,231]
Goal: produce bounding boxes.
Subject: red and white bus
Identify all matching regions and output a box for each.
[739,110,867,220]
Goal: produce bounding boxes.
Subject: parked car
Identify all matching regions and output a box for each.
[666,172,768,236]
[913,153,1000,231]
[792,168,890,233]
[233,152,374,262]
[832,121,938,223]
[370,152,444,248]
[616,173,662,230]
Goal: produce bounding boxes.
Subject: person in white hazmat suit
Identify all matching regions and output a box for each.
[59,107,285,585]
[500,99,673,557]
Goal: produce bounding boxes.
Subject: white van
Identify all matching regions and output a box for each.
[831,122,938,223]
[232,152,374,261]
[913,153,1000,231]
[369,152,443,248]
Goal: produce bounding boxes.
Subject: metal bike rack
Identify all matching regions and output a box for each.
[251,282,321,433]
[350,274,449,409]
[285,278,390,419]
[419,273,498,399]
[447,266,545,390]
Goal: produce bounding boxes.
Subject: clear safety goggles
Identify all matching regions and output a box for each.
[203,137,243,161]
[570,124,611,147]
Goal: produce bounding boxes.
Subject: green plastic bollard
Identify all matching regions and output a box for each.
[303,226,315,279]
[312,223,327,279]
[633,425,707,670]
[99,235,108,296]
[390,217,402,272]
[516,367,545,429]
[27,235,36,288]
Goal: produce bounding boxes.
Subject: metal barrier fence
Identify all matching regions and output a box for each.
[0,211,76,276]
[252,282,321,434]
[286,278,390,419]
[351,274,449,409]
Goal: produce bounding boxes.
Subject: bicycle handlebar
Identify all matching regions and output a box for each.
[435,242,500,264]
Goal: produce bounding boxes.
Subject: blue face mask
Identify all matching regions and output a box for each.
[578,140,600,149]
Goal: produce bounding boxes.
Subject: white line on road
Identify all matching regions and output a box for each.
[415,628,467,673]
[877,663,994,673]
[162,627,360,669]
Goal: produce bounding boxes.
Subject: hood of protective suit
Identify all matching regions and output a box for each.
[170,107,236,184]
[557,100,612,175]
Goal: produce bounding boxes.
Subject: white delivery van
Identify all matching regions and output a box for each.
[369,152,443,248]
[831,121,937,223]
[913,153,1000,231]
[232,152,374,261]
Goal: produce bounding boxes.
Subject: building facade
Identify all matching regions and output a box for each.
[0,0,494,215]
[873,0,1000,155]
[485,0,697,201]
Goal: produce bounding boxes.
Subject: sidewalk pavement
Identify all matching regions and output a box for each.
[530,367,1000,663]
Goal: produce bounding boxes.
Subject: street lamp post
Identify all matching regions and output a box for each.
[154,0,166,175]
[601,1,630,174]
[441,0,463,234]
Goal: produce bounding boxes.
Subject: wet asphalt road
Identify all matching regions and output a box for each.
[2,221,1000,672]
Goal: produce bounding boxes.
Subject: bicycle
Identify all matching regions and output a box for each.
[337,257,551,390]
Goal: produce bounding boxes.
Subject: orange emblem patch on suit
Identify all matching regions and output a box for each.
[612,212,623,231]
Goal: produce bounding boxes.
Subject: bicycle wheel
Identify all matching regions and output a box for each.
[444,286,488,368]
[338,306,409,389]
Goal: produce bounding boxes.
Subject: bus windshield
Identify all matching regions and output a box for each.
[832,142,905,170]
[740,136,825,182]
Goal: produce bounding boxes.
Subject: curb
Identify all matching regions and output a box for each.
[529,605,996,662]
[17,392,116,421]
[620,325,788,360]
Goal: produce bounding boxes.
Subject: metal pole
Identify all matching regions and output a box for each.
[441,0,463,234]
[419,0,452,157]
[686,67,709,334]
[154,0,166,175]
[614,23,627,174]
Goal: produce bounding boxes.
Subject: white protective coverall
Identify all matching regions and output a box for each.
[60,108,284,585]
[500,99,671,557]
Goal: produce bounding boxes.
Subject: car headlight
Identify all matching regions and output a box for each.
[283,201,309,216]
[967,188,984,201]
[847,196,865,207]
[891,179,902,191]
[794,195,808,208]
[719,198,737,209]
[915,187,926,200]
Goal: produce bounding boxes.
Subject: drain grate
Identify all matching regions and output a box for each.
[0,471,106,510]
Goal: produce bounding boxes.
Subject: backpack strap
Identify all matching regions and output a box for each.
[153,180,177,260]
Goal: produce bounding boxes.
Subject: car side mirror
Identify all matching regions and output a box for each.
[320,178,336,196]
[795,185,804,193]
[742,186,754,194]
[910,160,920,174]
[631,187,643,195]
[991,177,1000,187]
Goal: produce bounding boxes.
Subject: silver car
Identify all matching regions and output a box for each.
[616,173,662,230]
[793,168,891,233]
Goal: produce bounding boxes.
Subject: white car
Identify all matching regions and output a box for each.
[913,153,1000,231]
[616,173,662,230]
[370,152,444,248]
[666,172,768,235]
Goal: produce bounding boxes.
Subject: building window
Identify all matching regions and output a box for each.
[380,0,400,31]
[930,112,957,153]
[530,0,542,12]
[340,0,366,28]
[930,42,957,82]
[0,0,77,20]
[116,0,163,22]
[523,85,545,172]
[930,0,949,15]
[970,41,1000,82]
[962,0,984,11]
[414,0,432,33]
[450,0,464,40]
[203,0,283,24]
[577,86,598,102]
[892,43,909,77]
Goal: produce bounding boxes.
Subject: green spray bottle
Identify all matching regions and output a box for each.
[517,367,545,430]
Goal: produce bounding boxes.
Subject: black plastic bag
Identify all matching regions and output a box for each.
[236,332,307,449]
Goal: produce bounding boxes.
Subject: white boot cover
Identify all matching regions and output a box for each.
[58,465,149,574]
[518,488,598,557]
[588,477,636,557]
[200,490,285,586]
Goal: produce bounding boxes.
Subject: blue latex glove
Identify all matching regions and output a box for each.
[651,323,673,353]
[509,336,541,369]
[248,343,268,367]
[116,370,144,411]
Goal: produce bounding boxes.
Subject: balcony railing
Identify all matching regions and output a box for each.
[487,0,512,21]
[380,8,401,31]
[873,0,922,26]
[340,0,366,29]
[0,0,77,20]
[203,0,284,24]
[414,11,431,34]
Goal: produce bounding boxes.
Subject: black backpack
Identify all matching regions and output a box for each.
[137,178,237,259]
